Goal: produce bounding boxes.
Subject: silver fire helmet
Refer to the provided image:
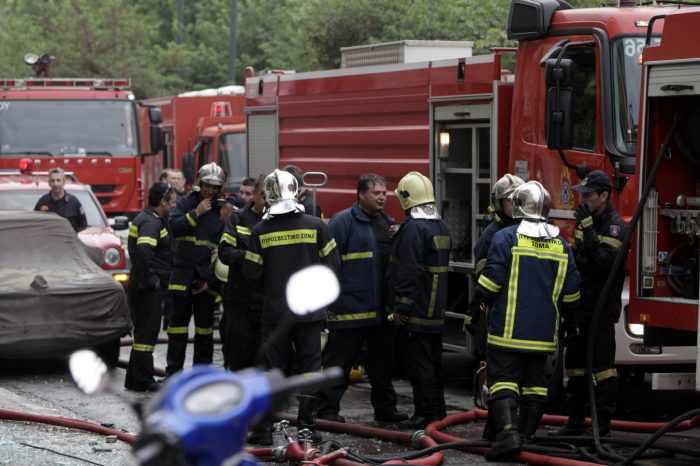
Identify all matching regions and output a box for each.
[511,181,551,222]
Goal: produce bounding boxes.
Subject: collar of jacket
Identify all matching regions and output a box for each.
[595,203,614,224]
[351,202,394,224]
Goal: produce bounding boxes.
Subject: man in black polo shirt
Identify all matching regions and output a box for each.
[34,167,87,232]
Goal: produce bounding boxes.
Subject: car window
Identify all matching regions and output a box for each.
[0,189,106,227]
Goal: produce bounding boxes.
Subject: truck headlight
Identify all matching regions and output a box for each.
[627,323,645,337]
[104,247,122,267]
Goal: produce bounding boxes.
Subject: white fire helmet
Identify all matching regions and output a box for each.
[197,162,226,187]
[395,171,435,211]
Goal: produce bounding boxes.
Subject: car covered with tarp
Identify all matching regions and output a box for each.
[0,210,131,359]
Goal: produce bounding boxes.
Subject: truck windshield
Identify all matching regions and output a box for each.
[218,132,246,189]
[0,100,138,157]
[611,36,660,155]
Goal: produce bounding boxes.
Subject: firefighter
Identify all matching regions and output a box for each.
[315,174,407,425]
[124,182,177,392]
[34,167,87,232]
[468,173,524,440]
[242,169,340,445]
[468,181,580,460]
[555,170,628,437]
[282,165,323,219]
[165,163,227,376]
[387,171,451,430]
[217,174,266,370]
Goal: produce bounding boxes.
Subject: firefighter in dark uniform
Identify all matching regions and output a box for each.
[166,163,226,376]
[242,169,340,445]
[468,181,580,460]
[217,174,266,370]
[555,170,628,437]
[469,173,524,440]
[283,165,324,219]
[315,174,407,425]
[124,182,177,392]
[34,167,87,232]
[387,171,451,430]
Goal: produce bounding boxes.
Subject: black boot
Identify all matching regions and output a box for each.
[484,398,522,461]
[517,405,543,443]
[297,395,322,444]
[482,408,497,441]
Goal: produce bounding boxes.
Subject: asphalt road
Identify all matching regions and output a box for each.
[2,333,700,466]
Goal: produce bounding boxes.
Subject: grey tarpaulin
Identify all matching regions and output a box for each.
[0,211,132,359]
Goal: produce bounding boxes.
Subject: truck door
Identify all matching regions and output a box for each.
[432,103,494,352]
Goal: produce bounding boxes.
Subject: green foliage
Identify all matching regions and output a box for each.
[3,0,698,97]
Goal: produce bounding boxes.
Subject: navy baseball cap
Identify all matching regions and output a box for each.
[572,170,612,193]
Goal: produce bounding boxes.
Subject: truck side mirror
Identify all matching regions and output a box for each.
[148,108,163,155]
[112,216,129,231]
[183,153,196,184]
[545,58,574,150]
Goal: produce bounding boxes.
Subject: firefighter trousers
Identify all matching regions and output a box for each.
[125,283,163,390]
[564,323,617,426]
[165,291,215,375]
[222,298,262,371]
[398,330,446,420]
[486,348,548,411]
[316,323,399,417]
[261,320,323,389]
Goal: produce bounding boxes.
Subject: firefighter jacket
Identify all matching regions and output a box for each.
[218,203,264,307]
[168,191,225,294]
[299,189,323,219]
[128,206,172,289]
[34,192,87,232]
[242,212,340,324]
[386,217,451,334]
[474,216,518,277]
[476,225,581,354]
[326,203,395,330]
[573,203,628,324]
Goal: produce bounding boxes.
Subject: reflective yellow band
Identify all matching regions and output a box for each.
[320,238,337,258]
[160,228,169,238]
[428,273,439,317]
[186,212,197,227]
[245,250,263,265]
[475,258,486,275]
[489,382,519,396]
[516,233,564,253]
[168,326,188,334]
[328,311,377,321]
[341,251,373,261]
[521,386,548,397]
[562,291,581,303]
[478,274,502,293]
[132,343,155,352]
[236,225,251,236]
[195,326,213,335]
[407,316,445,326]
[128,224,138,238]
[433,235,452,250]
[137,236,157,247]
[575,230,583,240]
[176,236,217,249]
[221,232,237,247]
[512,246,569,261]
[168,284,187,291]
[600,236,623,249]
[425,265,448,273]
[260,229,317,248]
[580,216,593,228]
[567,368,586,377]
[567,368,618,381]
[487,334,556,352]
[206,289,222,303]
[395,296,413,305]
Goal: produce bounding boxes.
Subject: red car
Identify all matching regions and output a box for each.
[0,171,129,285]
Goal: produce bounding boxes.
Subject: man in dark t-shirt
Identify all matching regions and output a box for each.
[34,167,87,232]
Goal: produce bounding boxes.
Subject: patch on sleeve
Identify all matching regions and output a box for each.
[609,225,621,238]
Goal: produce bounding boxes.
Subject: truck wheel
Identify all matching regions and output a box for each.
[95,337,121,368]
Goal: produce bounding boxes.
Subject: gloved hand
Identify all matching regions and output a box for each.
[562,320,579,345]
[464,301,482,336]
[574,203,593,229]
[389,312,408,326]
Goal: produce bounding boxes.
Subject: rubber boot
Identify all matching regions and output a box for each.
[484,397,522,461]
[482,408,497,441]
[517,405,543,443]
[296,395,322,444]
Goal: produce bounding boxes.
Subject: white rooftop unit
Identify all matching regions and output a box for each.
[340,40,474,68]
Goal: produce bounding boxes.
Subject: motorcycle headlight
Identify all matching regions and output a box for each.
[104,247,122,267]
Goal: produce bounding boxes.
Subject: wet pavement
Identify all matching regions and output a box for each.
[2,330,700,465]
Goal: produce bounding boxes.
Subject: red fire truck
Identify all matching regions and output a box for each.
[0,75,163,217]
[145,86,246,193]
[244,0,700,361]
[628,9,700,390]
